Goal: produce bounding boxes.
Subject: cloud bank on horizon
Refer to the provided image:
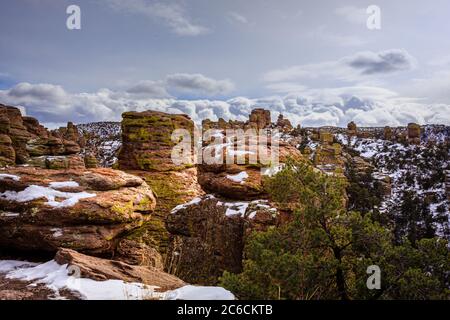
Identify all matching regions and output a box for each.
[0,0,449,128]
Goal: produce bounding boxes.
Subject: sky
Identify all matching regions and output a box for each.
[0,0,450,128]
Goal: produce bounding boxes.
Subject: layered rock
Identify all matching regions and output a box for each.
[407,123,421,145]
[276,114,293,132]
[0,167,156,260]
[248,108,271,130]
[0,133,15,167]
[165,195,278,285]
[0,104,83,166]
[347,121,357,136]
[55,248,184,291]
[118,111,203,255]
[384,126,393,140]
[118,111,194,172]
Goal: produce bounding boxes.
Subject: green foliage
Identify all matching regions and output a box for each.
[220,160,450,300]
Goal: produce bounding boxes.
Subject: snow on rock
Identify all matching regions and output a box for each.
[261,164,285,177]
[49,181,80,189]
[0,259,234,300]
[171,197,203,214]
[0,185,96,208]
[226,171,249,184]
[166,285,235,300]
[223,202,249,217]
[0,174,20,181]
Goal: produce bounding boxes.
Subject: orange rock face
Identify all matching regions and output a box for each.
[0,167,156,259]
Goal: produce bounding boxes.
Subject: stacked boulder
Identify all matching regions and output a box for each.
[118,111,203,255]
[0,104,84,169]
[407,123,421,145]
[0,167,156,260]
[313,129,345,175]
[165,109,302,285]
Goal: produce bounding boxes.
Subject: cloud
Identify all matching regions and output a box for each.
[263,49,416,84]
[227,12,249,24]
[335,6,367,25]
[345,49,416,75]
[1,81,448,129]
[306,26,367,47]
[105,0,209,36]
[126,80,170,98]
[165,73,235,96]
[406,69,450,104]
[7,82,68,105]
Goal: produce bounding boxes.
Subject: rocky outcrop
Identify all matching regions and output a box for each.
[0,133,15,167]
[408,123,421,145]
[0,167,156,259]
[384,126,393,140]
[248,108,271,130]
[0,104,83,166]
[118,111,194,172]
[55,248,184,291]
[276,114,293,132]
[165,195,278,285]
[118,110,203,255]
[347,121,357,136]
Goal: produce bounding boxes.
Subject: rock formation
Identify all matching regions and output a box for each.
[165,195,278,285]
[407,123,421,145]
[0,167,156,261]
[0,104,83,166]
[55,248,184,291]
[118,110,203,256]
[248,108,271,130]
[347,121,357,136]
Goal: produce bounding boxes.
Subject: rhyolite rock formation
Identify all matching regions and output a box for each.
[55,248,184,291]
[118,110,203,256]
[165,195,278,285]
[0,104,83,167]
[0,167,156,261]
[407,122,421,145]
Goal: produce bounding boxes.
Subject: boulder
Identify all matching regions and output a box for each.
[165,195,278,285]
[407,123,421,144]
[347,121,357,136]
[0,105,83,167]
[55,248,184,291]
[319,130,333,144]
[276,114,293,132]
[248,108,271,130]
[384,126,393,140]
[118,110,203,256]
[0,134,15,166]
[118,110,194,172]
[0,167,156,258]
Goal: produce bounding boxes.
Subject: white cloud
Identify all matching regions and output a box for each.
[165,73,235,96]
[406,69,450,104]
[335,6,367,25]
[0,81,448,129]
[227,12,249,24]
[263,49,416,84]
[306,26,367,47]
[126,80,170,98]
[105,0,209,36]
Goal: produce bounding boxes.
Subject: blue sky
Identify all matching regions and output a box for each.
[1,0,450,127]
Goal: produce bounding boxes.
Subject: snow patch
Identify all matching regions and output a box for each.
[0,185,96,208]
[49,181,80,189]
[0,174,20,181]
[226,171,248,184]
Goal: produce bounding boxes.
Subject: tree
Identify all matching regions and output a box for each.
[220,160,450,300]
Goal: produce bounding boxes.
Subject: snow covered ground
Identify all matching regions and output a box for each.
[0,259,234,300]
